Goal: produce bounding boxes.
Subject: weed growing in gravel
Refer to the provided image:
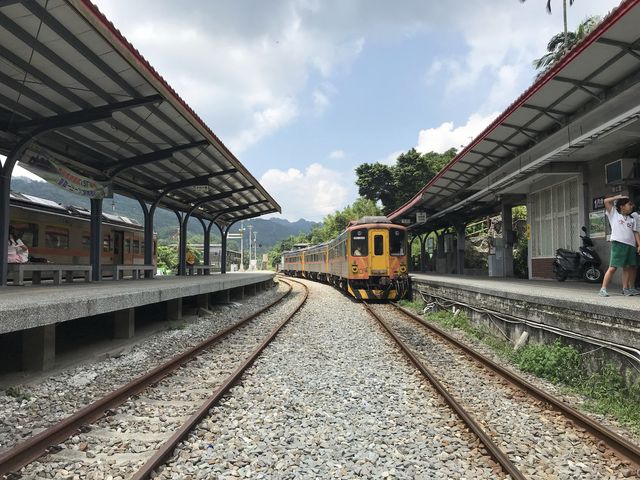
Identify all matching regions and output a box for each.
[5,386,30,401]
[406,305,640,434]
[515,340,582,384]
[397,299,425,312]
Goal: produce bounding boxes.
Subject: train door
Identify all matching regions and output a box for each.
[122,231,134,264]
[369,229,389,273]
[113,231,124,264]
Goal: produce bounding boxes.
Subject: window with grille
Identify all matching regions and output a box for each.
[530,178,579,258]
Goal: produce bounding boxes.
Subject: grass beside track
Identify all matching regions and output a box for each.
[397,299,640,436]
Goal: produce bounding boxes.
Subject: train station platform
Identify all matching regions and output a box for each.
[0,272,275,371]
[410,273,639,377]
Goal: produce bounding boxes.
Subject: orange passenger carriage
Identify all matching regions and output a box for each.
[281,216,410,300]
[8,191,157,268]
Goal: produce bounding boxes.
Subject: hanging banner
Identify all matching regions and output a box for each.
[18,146,112,199]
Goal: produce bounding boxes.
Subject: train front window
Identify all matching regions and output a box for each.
[374,235,384,255]
[390,229,406,255]
[351,230,368,256]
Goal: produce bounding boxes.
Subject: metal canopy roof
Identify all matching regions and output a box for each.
[389,0,640,232]
[0,0,280,226]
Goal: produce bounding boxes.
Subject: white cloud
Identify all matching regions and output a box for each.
[416,112,499,154]
[328,150,345,160]
[426,0,621,113]
[260,163,355,221]
[229,99,299,152]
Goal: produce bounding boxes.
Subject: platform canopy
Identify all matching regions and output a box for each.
[0,0,280,226]
[389,0,640,232]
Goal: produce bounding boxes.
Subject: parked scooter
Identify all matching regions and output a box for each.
[552,226,602,283]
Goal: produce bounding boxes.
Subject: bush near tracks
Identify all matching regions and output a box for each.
[397,300,640,434]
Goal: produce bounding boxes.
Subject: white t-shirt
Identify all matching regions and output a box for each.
[607,208,636,246]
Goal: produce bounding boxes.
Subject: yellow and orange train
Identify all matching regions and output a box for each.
[281,216,410,300]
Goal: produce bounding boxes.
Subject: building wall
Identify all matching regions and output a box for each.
[526,147,640,286]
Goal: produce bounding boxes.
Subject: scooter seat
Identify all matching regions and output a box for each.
[557,248,579,258]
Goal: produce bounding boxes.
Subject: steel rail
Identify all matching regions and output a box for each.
[394,303,640,468]
[0,280,292,477]
[363,302,527,480]
[132,278,309,479]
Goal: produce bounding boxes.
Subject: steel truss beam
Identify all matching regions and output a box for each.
[10,95,162,133]
[108,140,209,177]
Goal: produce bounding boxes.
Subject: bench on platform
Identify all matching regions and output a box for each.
[7,263,92,286]
[101,264,156,280]
[186,265,216,275]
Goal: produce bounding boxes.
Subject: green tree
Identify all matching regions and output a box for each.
[157,245,178,272]
[354,163,394,208]
[356,148,456,213]
[520,0,576,53]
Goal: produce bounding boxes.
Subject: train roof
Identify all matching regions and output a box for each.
[11,190,142,228]
[350,216,392,225]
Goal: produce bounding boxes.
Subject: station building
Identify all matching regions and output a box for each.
[390,0,640,286]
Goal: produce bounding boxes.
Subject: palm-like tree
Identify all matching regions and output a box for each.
[533,15,601,70]
[519,0,576,53]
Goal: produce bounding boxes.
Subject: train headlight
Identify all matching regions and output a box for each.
[399,264,407,273]
[351,264,358,274]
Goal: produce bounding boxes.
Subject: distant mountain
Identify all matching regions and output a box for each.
[10,177,317,252]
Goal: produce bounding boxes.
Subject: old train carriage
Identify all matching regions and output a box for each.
[9,191,156,266]
[282,216,410,300]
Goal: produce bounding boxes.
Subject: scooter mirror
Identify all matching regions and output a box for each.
[581,226,587,233]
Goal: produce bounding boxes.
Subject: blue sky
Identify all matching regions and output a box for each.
[11,0,622,221]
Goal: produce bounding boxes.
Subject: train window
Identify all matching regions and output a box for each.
[133,240,140,254]
[351,230,367,256]
[390,229,406,255]
[44,227,69,249]
[12,223,38,247]
[103,235,111,252]
[374,235,384,255]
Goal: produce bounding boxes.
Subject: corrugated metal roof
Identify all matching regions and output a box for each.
[0,0,280,226]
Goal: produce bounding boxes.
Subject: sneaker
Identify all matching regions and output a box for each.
[623,288,634,296]
[627,288,640,296]
[598,288,609,297]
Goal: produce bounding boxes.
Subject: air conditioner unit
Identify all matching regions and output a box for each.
[605,158,636,184]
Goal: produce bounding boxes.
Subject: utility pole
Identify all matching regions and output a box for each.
[238,221,245,272]
[247,224,253,269]
[254,231,258,270]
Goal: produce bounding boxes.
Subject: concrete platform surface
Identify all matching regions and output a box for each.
[410,273,639,322]
[0,272,275,335]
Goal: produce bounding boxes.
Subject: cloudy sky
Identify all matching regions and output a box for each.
[12,0,623,221]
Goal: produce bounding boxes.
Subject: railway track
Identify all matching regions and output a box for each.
[0,278,308,479]
[364,301,640,479]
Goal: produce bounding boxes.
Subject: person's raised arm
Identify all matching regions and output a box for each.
[603,194,627,213]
